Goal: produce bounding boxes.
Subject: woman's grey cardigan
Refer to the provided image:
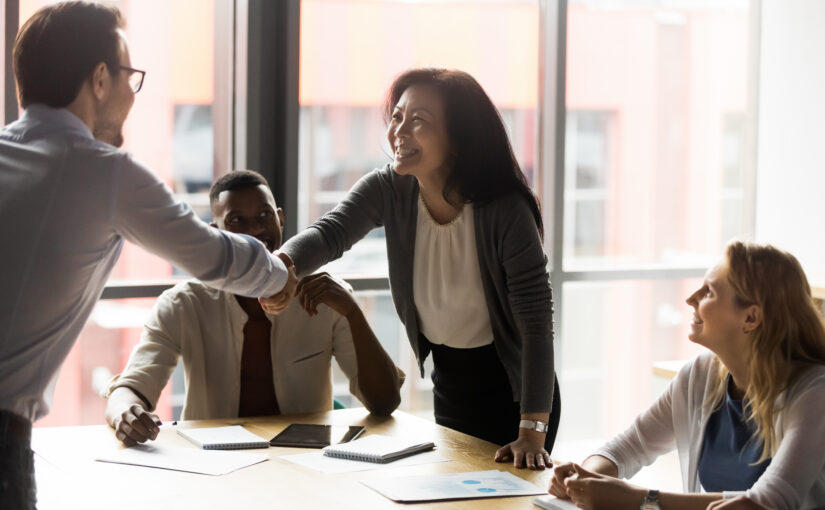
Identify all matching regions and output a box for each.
[281,165,555,413]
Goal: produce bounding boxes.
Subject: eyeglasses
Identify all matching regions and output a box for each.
[117,65,146,93]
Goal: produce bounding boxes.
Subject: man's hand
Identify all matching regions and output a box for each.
[296,272,358,318]
[259,259,298,314]
[111,402,161,446]
[494,428,552,470]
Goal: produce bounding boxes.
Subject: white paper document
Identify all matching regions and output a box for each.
[280,449,450,474]
[95,442,268,475]
[361,469,545,502]
[533,494,580,510]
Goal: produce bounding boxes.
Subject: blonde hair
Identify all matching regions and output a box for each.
[704,241,825,462]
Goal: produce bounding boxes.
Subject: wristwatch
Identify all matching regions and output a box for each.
[640,489,661,510]
[518,419,549,433]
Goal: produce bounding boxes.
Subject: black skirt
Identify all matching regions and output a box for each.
[428,340,560,450]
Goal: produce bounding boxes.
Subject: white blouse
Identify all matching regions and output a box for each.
[413,194,495,349]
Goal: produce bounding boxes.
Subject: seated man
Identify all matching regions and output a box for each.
[105,171,402,445]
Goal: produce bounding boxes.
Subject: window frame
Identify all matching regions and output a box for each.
[1,0,760,304]
[542,0,761,329]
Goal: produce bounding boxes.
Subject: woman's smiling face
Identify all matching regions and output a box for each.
[386,84,452,181]
[685,262,750,352]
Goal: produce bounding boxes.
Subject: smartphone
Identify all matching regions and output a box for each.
[269,424,366,448]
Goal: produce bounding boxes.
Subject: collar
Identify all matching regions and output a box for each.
[17,104,95,140]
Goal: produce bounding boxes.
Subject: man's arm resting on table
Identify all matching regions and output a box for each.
[105,386,161,446]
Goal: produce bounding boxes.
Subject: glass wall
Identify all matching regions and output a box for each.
[555,0,757,456]
[298,0,542,418]
[23,0,228,426]
[20,0,226,281]
[12,1,760,437]
[298,0,540,278]
[563,0,755,270]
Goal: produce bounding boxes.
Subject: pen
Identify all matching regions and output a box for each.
[159,420,178,430]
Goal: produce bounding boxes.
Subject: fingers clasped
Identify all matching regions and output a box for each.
[549,462,577,499]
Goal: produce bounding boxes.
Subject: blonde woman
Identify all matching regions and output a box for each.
[549,241,825,510]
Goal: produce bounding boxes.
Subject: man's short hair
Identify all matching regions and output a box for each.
[209,170,272,207]
[13,1,124,108]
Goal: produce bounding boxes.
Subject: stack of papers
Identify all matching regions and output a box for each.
[95,443,268,475]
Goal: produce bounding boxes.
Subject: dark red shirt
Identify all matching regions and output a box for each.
[236,296,280,417]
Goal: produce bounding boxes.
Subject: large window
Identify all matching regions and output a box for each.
[553,0,758,454]
[3,1,760,440]
[299,0,541,416]
[21,0,233,426]
[298,0,540,278]
[563,0,755,270]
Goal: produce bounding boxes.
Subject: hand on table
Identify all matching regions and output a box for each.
[560,464,645,510]
[494,429,552,470]
[296,272,358,317]
[112,403,161,446]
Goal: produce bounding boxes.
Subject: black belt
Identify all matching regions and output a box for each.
[0,409,32,442]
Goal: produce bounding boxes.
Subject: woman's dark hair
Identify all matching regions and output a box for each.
[383,68,543,236]
[13,1,124,108]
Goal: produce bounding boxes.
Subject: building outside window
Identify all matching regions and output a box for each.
[556,0,757,452]
[22,0,229,426]
[6,1,758,448]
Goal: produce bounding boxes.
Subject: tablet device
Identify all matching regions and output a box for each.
[269,424,366,448]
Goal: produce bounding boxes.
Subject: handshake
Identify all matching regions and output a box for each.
[257,251,299,315]
[258,251,360,319]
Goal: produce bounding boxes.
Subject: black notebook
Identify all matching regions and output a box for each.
[321,434,435,463]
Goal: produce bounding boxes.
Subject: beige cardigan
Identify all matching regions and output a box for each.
[593,352,825,510]
[105,280,362,419]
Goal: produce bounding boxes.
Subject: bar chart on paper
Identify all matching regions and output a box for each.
[361,470,545,502]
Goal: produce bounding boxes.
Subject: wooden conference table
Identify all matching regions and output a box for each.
[32,408,553,510]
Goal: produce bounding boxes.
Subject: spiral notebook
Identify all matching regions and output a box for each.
[177,425,270,450]
[322,434,434,463]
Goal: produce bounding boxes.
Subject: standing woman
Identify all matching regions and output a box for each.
[278,68,560,469]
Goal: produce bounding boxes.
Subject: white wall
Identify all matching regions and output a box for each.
[756,1,825,285]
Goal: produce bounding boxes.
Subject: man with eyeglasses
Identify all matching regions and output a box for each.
[0,3,296,508]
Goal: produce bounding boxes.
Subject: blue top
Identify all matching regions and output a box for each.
[698,375,771,492]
